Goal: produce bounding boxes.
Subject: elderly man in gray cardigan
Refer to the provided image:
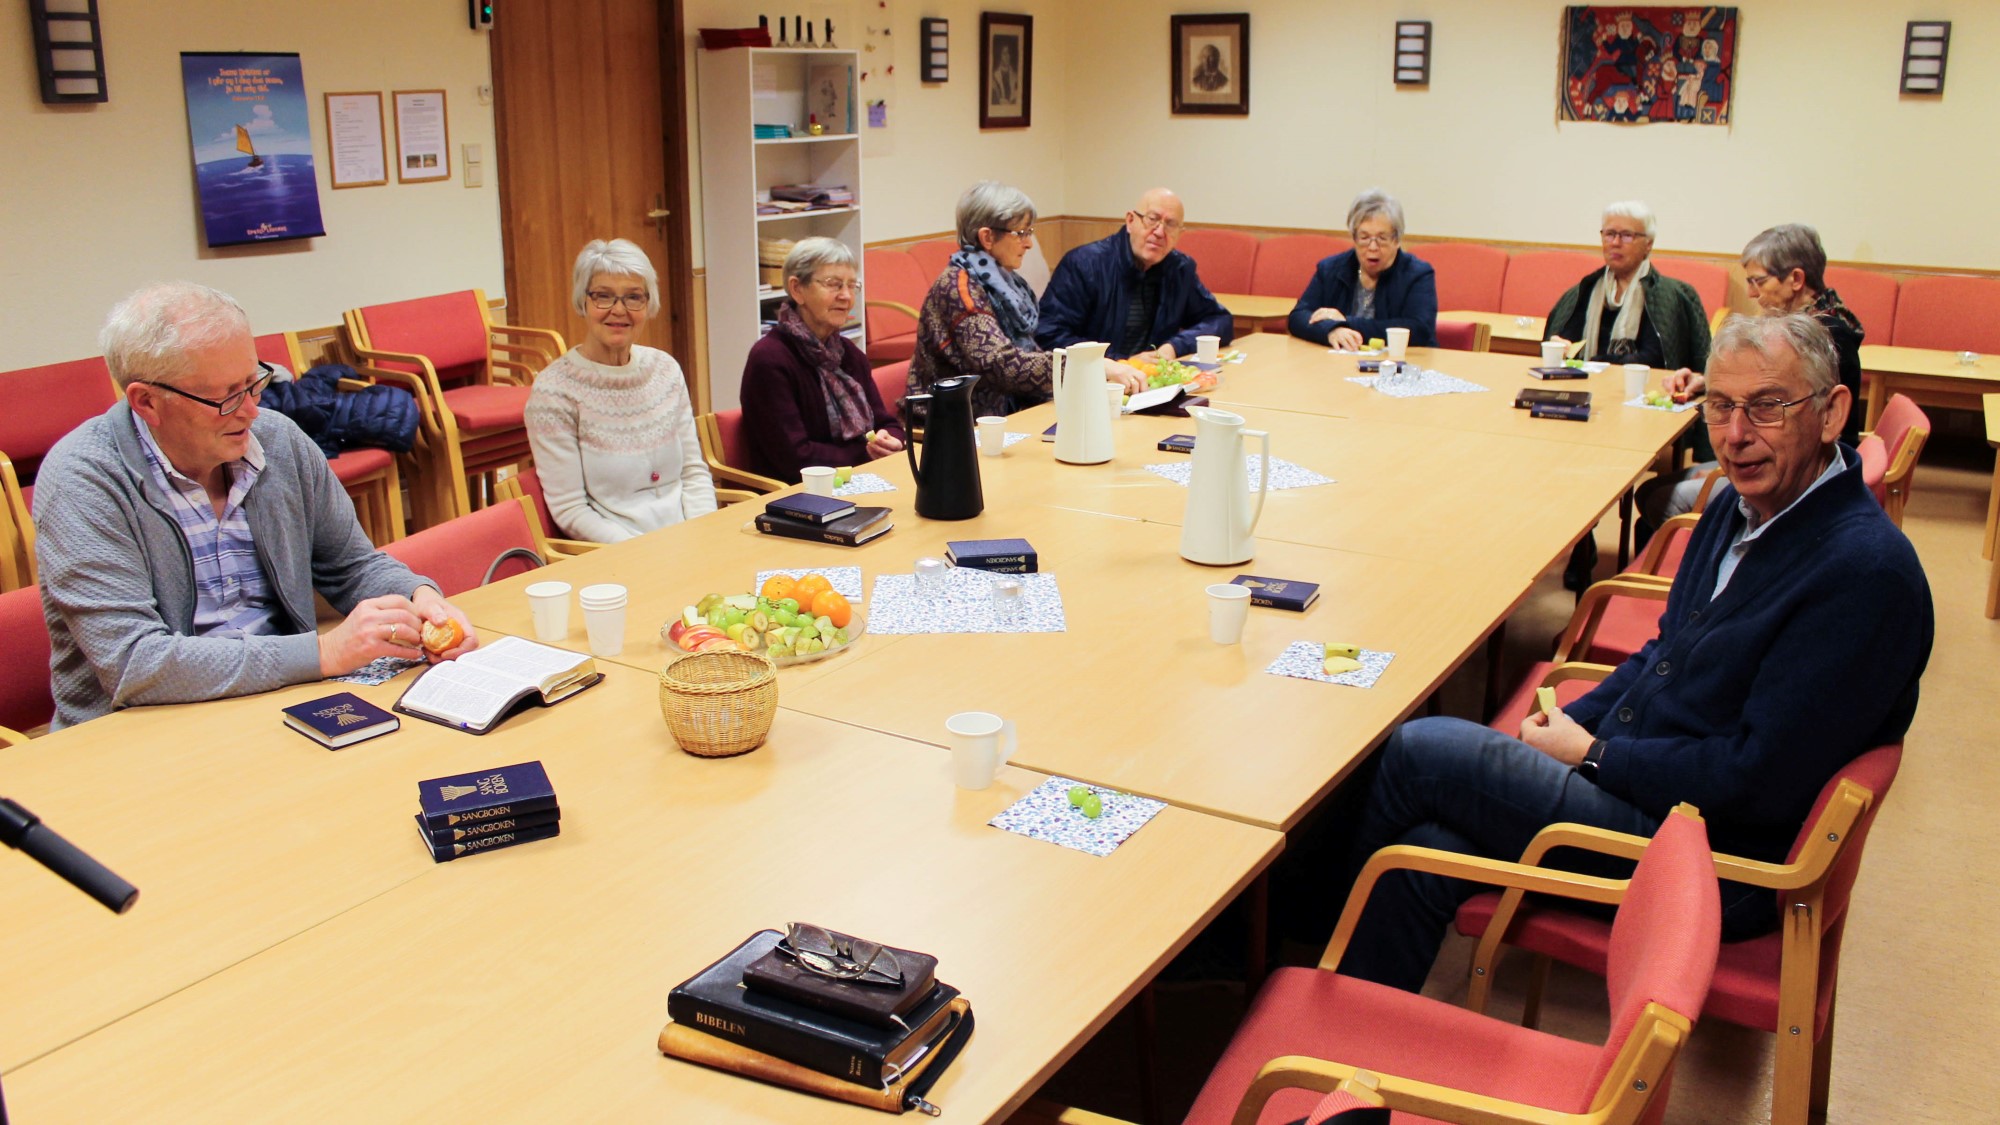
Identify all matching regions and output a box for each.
[34,282,476,729]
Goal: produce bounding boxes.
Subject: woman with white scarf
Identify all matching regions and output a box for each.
[908,181,1143,420]
[1543,200,1710,371]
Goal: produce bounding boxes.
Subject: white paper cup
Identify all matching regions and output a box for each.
[1624,363,1650,399]
[578,583,627,657]
[1385,327,1410,361]
[976,415,1006,456]
[1106,381,1124,421]
[1206,582,1252,645]
[800,466,836,496]
[1196,334,1221,362]
[525,580,573,643]
[1541,340,1567,367]
[947,710,1016,790]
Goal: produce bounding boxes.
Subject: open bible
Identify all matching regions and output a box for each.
[393,636,601,734]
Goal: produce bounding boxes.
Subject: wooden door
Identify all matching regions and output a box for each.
[491,0,695,382]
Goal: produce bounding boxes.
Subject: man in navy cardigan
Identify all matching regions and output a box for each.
[1336,313,1932,992]
[1035,187,1232,361]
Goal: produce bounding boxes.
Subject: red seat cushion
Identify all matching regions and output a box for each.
[1250,235,1353,298]
[439,383,529,432]
[866,331,917,365]
[1434,320,1480,351]
[1652,257,1728,314]
[1413,242,1508,312]
[357,291,491,385]
[1892,275,2000,353]
[1857,434,1889,506]
[1183,967,1600,1124]
[1500,251,1602,317]
[908,239,959,283]
[328,447,394,483]
[863,248,928,356]
[1822,267,1896,341]
[0,357,118,480]
[250,332,298,372]
[381,500,541,597]
[1580,595,1664,666]
[0,584,54,734]
[1489,661,1598,735]
[1177,228,1260,294]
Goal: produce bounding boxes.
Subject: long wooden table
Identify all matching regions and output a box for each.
[1,666,1279,1122]
[1859,343,2000,432]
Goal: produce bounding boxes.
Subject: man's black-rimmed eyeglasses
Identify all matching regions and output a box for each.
[138,362,276,416]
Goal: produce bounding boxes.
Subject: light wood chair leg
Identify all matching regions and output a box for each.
[1981,455,1999,560]
[1987,549,2000,619]
[1519,953,1551,1031]
[1808,1001,1836,1123]
[380,460,406,543]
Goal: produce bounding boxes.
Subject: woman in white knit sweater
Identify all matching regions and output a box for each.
[525,239,717,542]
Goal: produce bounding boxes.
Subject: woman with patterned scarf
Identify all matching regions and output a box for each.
[740,238,906,484]
[907,181,1144,421]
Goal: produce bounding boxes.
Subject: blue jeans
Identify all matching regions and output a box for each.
[1335,716,1771,992]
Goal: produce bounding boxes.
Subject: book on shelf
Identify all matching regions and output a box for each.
[665,929,961,1089]
[417,759,559,831]
[765,493,857,525]
[393,636,601,734]
[754,505,893,547]
[419,817,562,863]
[1230,574,1321,612]
[945,538,1037,574]
[281,691,399,749]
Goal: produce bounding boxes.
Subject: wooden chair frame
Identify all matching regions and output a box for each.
[1466,784,1877,1125]
[266,331,407,546]
[1859,419,1929,529]
[694,412,786,494]
[492,474,600,560]
[1553,577,1670,665]
[0,452,33,591]
[342,290,566,530]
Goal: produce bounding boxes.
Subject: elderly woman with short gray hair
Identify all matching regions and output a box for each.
[1545,200,1710,370]
[525,237,715,542]
[1287,189,1438,350]
[740,236,906,483]
[909,181,1143,418]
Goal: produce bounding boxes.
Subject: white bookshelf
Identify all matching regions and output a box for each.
[697,47,863,412]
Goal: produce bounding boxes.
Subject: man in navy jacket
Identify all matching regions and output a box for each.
[1335,313,1933,992]
[1035,187,1233,361]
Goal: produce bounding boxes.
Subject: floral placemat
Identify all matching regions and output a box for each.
[1003,431,1032,448]
[867,569,1065,634]
[754,565,864,600]
[1142,455,1334,491]
[989,777,1166,857]
[1346,369,1490,398]
[1264,641,1396,688]
[331,656,424,686]
[832,473,897,496]
[1623,395,1700,414]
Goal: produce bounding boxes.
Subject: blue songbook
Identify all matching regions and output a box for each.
[1231,574,1321,612]
[765,493,858,525]
[422,818,561,862]
[417,760,558,831]
[281,691,399,749]
[946,538,1037,574]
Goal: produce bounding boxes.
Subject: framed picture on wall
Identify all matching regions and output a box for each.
[979,13,1032,128]
[1172,14,1250,115]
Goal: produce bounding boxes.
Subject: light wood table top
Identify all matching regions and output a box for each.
[1859,343,2000,431]
[1213,292,1295,320]
[4,667,1281,1123]
[1439,309,1547,354]
[1210,334,1695,456]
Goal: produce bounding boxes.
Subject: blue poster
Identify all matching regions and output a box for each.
[181,52,326,247]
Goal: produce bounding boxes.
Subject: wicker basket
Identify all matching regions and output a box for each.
[658,649,779,758]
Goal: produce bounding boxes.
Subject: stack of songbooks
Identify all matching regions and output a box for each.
[752,122,793,139]
[756,494,893,547]
[661,927,971,1114]
[415,760,561,863]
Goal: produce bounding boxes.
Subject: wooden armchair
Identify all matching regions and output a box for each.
[380,495,550,597]
[0,583,54,743]
[253,330,407,545]
[343,290,566,530]
[1859,393,1929,528]
[1458,747,1902,1125]
[695,410,786,494]
[0,452,33,591]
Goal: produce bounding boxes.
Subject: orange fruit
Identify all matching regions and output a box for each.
[760,574,797,601]
[810,589,852,628]
[794,573,833,603]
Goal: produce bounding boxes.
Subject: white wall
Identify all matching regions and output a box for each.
[1060,1,2000,268]
[0,0,504,369]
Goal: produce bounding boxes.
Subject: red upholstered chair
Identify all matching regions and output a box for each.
[872,359,911,420]
[695,410,785,494]
[1862,393,1930,527]
[492,466,605,558]
[908,238,959,282]
[1413,242,1509,313]
[0,356,118,489]
[862,248,926,365]
[0,452,33,592]
[1249,234,1352,299]
[1177,228,1260,295]
[1460,747,1902,1125]
[380,495,548,598]
[253,331,406,545]
[1822,267,1897,341]
[343,290,567,530]
[1499,250,1602,318]
[1434,320,1491,353]
[1653,256,1729,315]
[0,583,54,744]
[1892,274,2000,353]
[1183,807,1719,1125]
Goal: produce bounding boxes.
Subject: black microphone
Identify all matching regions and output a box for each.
[0,798,139,914]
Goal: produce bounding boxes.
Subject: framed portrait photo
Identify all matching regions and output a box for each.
[1171,14,1250,115]
[979,13,1032,129]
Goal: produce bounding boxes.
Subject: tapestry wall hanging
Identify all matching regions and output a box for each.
[1559,7,1737,126]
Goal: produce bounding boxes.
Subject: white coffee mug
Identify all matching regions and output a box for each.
[800,466,836,496]
[947,711,1016,790]
[1196,334,1221,362]
[1624,363,1650,400]
[1385,326,1410,361]
[525,580,573,643]
[976,415,1006,456]
[1541,339,1567,367]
